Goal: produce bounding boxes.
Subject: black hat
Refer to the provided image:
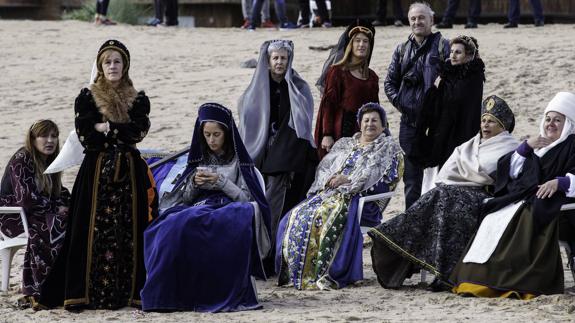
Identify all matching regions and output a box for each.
[96,39,130,74]
[481,95,515,133]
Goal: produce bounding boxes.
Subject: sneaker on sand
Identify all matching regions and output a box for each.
[147,18,162,26]
[279,22,297,30]
[95,17,117,25]
[261,20,276,28]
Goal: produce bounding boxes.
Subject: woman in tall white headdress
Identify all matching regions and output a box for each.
[451,91,575,299]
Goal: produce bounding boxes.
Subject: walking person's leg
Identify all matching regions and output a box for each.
[437,0,460,28]
[373,0,387,26]
[261,0,274,27]
[314,0,331,26]
[249,0,264,29]
[529,0,544,25]
[465,0,481,28]
[299,0,311,25]
[164,0,178,26]
[505,0,520,27]
[274,0,291,27]
[392,0,404,26]
[95,0,116,25]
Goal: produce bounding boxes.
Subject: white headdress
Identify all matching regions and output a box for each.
[535,92,575,157]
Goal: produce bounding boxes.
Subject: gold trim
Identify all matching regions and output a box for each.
[131,299,142,306]
[64,297,89,306]
[84,153,104,303]
[128,152,139,304]
[113,152,122,182]
[481,113,506,130]
[348,26,373,38]
[369,228,442,277]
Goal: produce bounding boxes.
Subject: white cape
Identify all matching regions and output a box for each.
[44,130,85,174]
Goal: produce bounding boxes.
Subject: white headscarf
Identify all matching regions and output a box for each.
[535,92,575,157]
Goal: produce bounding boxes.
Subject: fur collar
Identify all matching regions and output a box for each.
[90,78,138,123]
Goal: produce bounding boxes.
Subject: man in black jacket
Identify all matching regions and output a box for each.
[384,1,449,209]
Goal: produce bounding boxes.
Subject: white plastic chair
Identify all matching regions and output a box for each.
[0,207,29,291]
[254,168,265,193]
[560,203,575,267]
[357,191,395,234]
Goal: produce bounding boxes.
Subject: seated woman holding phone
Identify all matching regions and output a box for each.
[141,103,271,312]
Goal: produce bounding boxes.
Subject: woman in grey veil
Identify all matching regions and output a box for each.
[237,39,318,273]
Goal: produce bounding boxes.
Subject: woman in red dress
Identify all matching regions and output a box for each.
[315,21,379,159]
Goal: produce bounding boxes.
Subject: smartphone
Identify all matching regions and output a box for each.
[196,166,215,175]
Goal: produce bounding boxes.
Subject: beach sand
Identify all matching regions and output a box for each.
[0,20,574,322]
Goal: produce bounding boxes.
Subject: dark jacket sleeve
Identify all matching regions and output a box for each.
[107,91,151,145]
[74,88,106,149]
[384,44,403,112]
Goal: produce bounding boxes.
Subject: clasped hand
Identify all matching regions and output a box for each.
[536,179,559,199]
[194,171,219,186]
[94,122,110,133]
[321,136,335,152]
[526,135,553,149]
[327,174,350,189]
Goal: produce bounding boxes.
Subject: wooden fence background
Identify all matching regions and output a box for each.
[0,0,573,26]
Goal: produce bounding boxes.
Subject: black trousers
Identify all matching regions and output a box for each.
[154,0,179,25]
[96,0,109,15]
[299,0,330,24]
[403,156,423,210]
[508,0,543,24]
[441,0,481,24]
[376,0,404,21]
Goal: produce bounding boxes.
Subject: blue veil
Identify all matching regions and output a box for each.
[175,103,272,241]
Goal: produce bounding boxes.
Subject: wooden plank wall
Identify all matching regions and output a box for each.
[333,0,575,23]
[0,0,573,23]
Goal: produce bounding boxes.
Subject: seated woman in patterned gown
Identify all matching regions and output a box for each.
[276,102,403,290]
[141,103,271,312]
[369,95,519,292]
[0,120,69,310]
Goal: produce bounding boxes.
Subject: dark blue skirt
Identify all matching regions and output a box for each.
[141,198,261,312]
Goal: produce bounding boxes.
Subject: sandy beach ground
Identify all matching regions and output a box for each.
[0,20,574,322]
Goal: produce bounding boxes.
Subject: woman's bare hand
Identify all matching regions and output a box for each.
[321,136,335,152]
[526,135,553,149]
[536,179,559,199]
[194,171,218,186]
[327,174,351,188]
[94,122,109,133]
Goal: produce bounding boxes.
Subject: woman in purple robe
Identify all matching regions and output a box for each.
[141,103,271,312]
[0,120,69,310]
